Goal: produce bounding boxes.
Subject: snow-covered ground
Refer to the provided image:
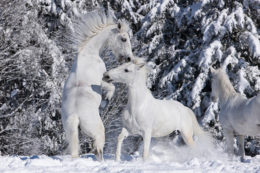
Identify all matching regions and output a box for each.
[1,140,260,173]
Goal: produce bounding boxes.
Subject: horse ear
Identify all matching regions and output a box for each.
[137,62,145,70]
[117,22,121,30]
[117,20,129,33]
[133,57,146,70]
[132,57,145,65]
[210,66,216,74]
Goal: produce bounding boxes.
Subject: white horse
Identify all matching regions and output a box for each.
[210,67,260,161]
[103,59,211,161]
[61,9,133,160]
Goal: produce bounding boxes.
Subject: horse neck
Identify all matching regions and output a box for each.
[217,77,237,106]
[78,25,115,55]
[75,25,116,84]
[127,70,152,107]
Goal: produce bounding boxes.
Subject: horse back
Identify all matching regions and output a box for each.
[247,95,260,123]
[221,95,260,136]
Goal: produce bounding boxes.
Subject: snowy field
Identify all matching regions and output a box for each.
[1,141,260,173]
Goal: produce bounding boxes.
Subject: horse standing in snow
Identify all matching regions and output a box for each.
[61,9,133,160]
[103,59,211,161]
[210,67,260,161]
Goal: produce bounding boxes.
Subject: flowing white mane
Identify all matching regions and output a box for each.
[133,58,150,80]
[71,9,131,52]
[72,9,115,51]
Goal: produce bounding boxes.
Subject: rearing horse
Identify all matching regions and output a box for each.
[61,9,133,160]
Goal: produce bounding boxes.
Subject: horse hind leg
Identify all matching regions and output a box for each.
[237,135,246,162]
[93,132,105,161]
[79,117,105,161]
[223,128,234,156]
[181,128,194,147]
[143,130,152,160]
[64,114,80,158]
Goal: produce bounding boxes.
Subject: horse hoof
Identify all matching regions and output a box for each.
[240,157,250,163]
[71,155,79,158]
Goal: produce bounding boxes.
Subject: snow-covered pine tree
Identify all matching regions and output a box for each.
[0,0,67,155]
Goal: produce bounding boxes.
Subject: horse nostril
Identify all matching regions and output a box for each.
[211,95,217,102]
[119,55,124,62]
[104,75,110,80]
[103,74,113,83]
[121,37,127,42]
[126,57,131,62]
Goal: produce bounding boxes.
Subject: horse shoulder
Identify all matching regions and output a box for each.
[122,108,143,135]
[131,102,155,130]
[122,109,131,122]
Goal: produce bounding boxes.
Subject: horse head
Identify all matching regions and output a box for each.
[103,58,146,85]
[210,66,235,103]
[109,20,134,63]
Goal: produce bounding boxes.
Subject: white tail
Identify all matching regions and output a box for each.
[190,111,214,149]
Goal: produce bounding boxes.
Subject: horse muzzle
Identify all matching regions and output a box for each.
[211,95,217,102]
[103,73,113,83]
[118,54,133,63]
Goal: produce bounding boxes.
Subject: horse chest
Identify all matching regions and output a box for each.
[123,110,144,135]
[96,58,106,73]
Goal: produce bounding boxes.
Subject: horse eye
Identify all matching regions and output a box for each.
[124,69,129,72]
[121,37,127,42]
[126,57,131,62]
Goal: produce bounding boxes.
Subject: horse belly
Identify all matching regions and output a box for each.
[152,123,176,137]
[225,109,260,136]
[76,87,102,110]
[151,103,179,137]
[62,87,78,118]
[233,125,260,136]
[80,70,104,85]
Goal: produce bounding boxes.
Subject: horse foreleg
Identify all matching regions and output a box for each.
[101,81,115,100]
[223,128,234,156]
[143,130,152,160]
[237,135,245,162]
[116,128,129,161]
[94,132,105,161]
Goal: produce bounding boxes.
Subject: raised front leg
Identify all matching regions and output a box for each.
[237,135,245,162]
[116,128,129,161]
[101,81,115,100]
[143,130,152,160]
[223,128,234,156]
